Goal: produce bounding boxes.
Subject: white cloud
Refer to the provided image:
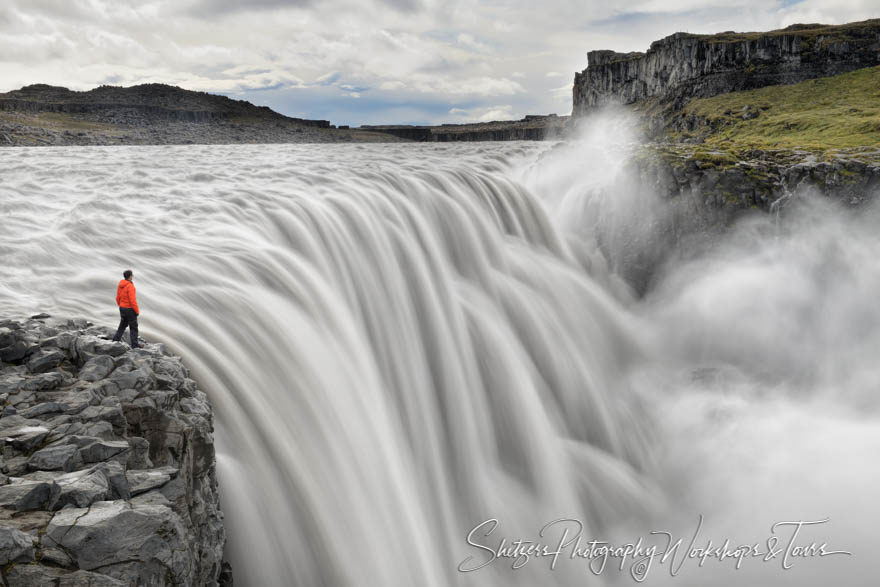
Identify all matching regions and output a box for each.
[450,104,516,122]
[0,0,872,124]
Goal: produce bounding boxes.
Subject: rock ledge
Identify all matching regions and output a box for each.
[0,315,229,586]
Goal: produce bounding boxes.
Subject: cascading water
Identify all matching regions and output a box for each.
[1,129,876,586]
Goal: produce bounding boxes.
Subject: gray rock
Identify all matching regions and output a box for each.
[126,466,177,496]
[2,455,29,476]
[5,563,68,584]
[3,424,50,451]
[41,545,74,567]
[78,405,127,432]
[26,349,65,374]
[0,525,34,564]
[79,439,130,465]
[45,500,192,584]
[0,340,32,363]
[108,365,154,391]
[50,467,110,509]
[93,340,129,357]
[83,419,115,439]
[58,570,127,586]
[93,461,130,500]
[573,21,880,113]
[20,371,64,391]
[79,355,115,382]
[28,444,81,472]
[0,315,226,584]
[0,327,15,348]
[0,373,24,395]
[0,479,56,510]
[127,437,153,469]
[129,489,172,508]
[21,401,69,418]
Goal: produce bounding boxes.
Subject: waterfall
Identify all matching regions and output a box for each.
[0,143,655,586]
[1,136,876,586]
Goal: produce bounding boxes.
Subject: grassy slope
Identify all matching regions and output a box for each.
[677,65,880,151]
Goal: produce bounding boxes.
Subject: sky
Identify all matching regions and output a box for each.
[0,0,876,126]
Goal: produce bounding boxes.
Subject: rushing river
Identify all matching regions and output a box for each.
[0,132,877,586]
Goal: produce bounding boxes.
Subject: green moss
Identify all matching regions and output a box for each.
[684,19,879,45]
[692,148,738,168]
[675,65,880,151]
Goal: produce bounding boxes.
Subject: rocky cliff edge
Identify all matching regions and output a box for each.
[0,315,229,586]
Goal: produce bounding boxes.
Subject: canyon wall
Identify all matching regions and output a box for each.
[573,20,880,113]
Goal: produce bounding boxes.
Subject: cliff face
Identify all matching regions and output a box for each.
[0,315,229,585]
[573,19,880,113]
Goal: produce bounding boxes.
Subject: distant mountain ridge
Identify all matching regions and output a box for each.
[0,82,330,127]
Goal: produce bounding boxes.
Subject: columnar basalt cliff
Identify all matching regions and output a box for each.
[573,19,880,113]
[0,315,229,585]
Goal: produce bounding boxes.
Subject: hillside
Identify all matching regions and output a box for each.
[664,65,880,151]
[570,19,880,223]
[0,83,397,146]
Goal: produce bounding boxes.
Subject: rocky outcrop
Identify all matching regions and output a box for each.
[362,115,569,142]
[632,146,880,224]
[0,315,228,585]
[573,19,880,113]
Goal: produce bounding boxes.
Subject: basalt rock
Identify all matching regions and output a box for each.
[573,19,880,114]
[0,315,228,585]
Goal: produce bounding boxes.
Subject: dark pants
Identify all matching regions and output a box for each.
[112,307,139,348]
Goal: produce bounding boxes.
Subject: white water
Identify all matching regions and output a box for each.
[0,134,877,585]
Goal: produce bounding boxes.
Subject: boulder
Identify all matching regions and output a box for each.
[0,525,34,564]
[26,349,65,374]
[45,500,193,584]
[28,444,81,472]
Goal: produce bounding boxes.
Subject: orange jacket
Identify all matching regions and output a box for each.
[116,279,139,314]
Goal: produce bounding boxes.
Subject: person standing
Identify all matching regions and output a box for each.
[112,269,140,348]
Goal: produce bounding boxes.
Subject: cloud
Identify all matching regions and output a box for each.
[450,104,516,122]
[0,0,874,125]
[316,72,342,86]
